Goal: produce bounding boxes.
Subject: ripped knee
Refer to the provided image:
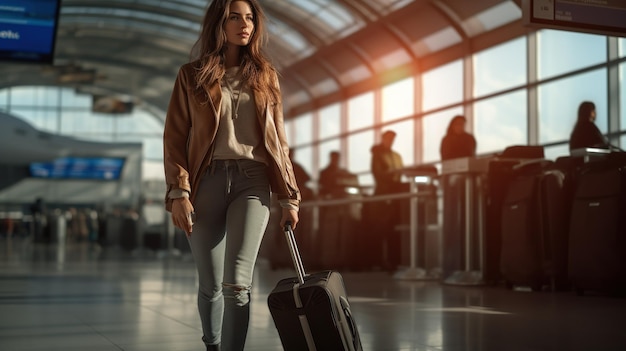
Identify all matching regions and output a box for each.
[222,283,251,307]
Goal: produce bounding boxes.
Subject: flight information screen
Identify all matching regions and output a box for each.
[526,0,626,37]
[0,0,61,63]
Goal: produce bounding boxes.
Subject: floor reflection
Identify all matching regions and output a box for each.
[0,238,626,351]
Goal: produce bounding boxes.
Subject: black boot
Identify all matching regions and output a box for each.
[206,344,220,351]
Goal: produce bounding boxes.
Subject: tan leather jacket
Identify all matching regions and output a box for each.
[163,61,300,211]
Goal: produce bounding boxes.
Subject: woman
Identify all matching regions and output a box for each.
[569,101,609,151]
[162,1,300,350]
[440,115,477,161]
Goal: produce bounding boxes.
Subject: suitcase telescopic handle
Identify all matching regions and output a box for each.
[284,221,306,285]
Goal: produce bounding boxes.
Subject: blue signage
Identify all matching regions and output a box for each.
[30,157,126,180]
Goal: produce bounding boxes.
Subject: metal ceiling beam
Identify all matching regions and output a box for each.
[429,0,470,41]
[61,0,204,22]
[335,0,421,73]
[264,2,356,108]
[262,5,328,48]
[0,0,529,125]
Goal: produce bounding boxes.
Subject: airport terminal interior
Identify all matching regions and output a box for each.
[2,0,626,350]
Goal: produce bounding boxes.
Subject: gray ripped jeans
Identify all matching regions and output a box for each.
[189,159,271,350]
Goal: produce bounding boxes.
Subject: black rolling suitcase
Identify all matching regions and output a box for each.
[568,152,626,296]
[267,222,362,351]
[500,161,569,291]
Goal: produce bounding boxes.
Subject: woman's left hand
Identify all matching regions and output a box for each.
[280,208,299,229]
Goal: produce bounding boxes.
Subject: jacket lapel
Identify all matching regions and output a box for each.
[208,82,223,121]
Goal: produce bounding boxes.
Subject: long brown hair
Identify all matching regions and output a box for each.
[191,0,280,101]
[576,101,595,124]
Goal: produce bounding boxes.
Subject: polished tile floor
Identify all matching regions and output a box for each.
[1,237,626,351]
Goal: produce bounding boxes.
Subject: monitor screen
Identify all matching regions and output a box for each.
[29,157,126,180]
[0,0,62,64]
[523,0,626,38]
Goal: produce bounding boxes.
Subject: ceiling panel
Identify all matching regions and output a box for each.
[462,1,522,36]
[352,27,407,71]
[0,0,527,121]
[388,4,453,56]
[325,46,373,85]
[444,0,506,20]
[295,63,337,90]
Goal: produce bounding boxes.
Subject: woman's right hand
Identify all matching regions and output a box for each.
[171,197,195,236]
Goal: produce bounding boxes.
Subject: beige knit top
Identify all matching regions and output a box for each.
[212,66,268,164]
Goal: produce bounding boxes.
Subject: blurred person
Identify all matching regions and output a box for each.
[439,116,477,281]
[569,101,609,151]
[370,130,406,272]
[440,115,477,161]
[318,151,358,198]
[162,1,300,350]
[317,151,360,269]
[30,197,47,242]
[371,130,404,195]
[3,217,14,237]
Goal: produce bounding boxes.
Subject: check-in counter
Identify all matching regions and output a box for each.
[393,165,439,280]
[441,147,547,286]
[440,156,491,285]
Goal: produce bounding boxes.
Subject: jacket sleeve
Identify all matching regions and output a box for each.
[163,66,193,211]
[272,74,301,206]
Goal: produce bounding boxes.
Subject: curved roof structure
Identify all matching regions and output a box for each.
[0,0,528,121]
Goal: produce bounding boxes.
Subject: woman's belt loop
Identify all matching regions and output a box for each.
[235,159,244,174]
[208,160,217,176]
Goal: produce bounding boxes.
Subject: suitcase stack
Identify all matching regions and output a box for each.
[567,152,626,296]
[499,160,569,291]
[267,222,362,351]
[316,199,361,270]
[485,146,546,285]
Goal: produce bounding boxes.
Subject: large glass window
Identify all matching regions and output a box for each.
[62,89,91,107]
[293,145,313,185]
[474,37,526,97]
[538,69,607,145]
[1,86,169,179]
[10,107,58,132]
[421,107,463,163]
[118,111,162,133]
[292,112,314,146]
[60,110,104,136]
[537,30,606,80]
[347,91,374,132]
[347,130,374,185]
[10,86,59,107]
[382,77,414,122]
[318,103,341,139]
[0,89,7,108]
[474,90,527,155]
[619,38,626,57]
[422,60,463,112]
